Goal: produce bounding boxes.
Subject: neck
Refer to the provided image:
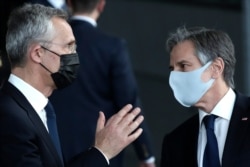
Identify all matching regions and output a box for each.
[195,79,229,113]
[12,66,54,98]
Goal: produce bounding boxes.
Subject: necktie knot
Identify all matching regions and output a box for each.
[203,114,217,130]
[45,101,56,118]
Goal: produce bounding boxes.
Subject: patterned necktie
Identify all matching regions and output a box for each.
[45,101,63,162]
[203,115,220,167]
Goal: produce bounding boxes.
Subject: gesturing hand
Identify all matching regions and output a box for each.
[94,104,144,159]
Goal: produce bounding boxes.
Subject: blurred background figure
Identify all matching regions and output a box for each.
[0,1,27,87]
[0,50,10,88]
[50,0,156,167]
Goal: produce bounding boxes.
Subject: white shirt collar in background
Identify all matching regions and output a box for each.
[71,15,97,27]
[47,0,65,9]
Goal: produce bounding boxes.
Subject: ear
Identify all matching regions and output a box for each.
[29,44,43,64]
[211,57,224,79]
[97,0,106,13]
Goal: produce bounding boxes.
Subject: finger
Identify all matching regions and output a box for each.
[127,128,143,143]
[118,107,141,127]
[108,104,133,125]
[96,111,105,133]
[127,115,144,134]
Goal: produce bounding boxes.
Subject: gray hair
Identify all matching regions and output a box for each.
[6,3,68,68]
[166,26,236,88]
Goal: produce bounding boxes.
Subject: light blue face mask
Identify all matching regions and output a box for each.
[169,61,215,107]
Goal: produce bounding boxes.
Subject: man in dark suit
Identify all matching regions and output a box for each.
[50,0,156,167]
[161,26,250,167]
[0,4,144,166]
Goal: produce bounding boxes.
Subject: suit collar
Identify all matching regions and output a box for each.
[182,114,200,167]
[8,74,48,113]
[222,91,250,166]
[2,82,64,166]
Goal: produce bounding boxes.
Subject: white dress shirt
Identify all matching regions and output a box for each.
[197,88,236,167]
[8,74,49,130]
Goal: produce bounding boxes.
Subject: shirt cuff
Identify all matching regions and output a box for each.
[144,156,155,163]
[93,146,110,165]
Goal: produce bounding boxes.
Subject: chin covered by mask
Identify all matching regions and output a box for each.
[41,53,80,89]
[169,61,214,107]
[51,53,80,89]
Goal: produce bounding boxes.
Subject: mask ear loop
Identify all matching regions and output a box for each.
[210,64,216,79]
[39,46,58,74]
[200,61,214,82]
[40,63,53,74]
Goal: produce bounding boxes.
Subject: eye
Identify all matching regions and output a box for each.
[67,43,77,53]
[180,63,187,69]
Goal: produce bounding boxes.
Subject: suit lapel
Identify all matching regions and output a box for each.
[4,83,64,166]
[222,91,250,167]
[188,115,199,167]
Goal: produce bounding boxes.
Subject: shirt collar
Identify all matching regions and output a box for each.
[47,0,65,9]
[71,15,97,27]
[199,88,236,126]
[8,74,48,113]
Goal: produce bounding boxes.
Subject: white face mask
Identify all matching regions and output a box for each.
[169,61,214,107]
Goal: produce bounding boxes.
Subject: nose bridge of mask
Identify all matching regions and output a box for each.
[184,61,212,75]
[59,53,79,67]
[51,53,80,90]
[170,61,212,79]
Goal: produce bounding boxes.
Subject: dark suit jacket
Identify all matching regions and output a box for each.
[160,91,250,167]
[50,19,154,166]
[0,82,108,167]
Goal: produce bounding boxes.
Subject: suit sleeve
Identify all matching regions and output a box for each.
[160,134,171,167]
[111,38,155,161]
[67,147,109,167]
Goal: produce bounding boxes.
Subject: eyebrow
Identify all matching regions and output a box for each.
[176,60,190,65]
[169,60,191,70]
[67,40,76,45]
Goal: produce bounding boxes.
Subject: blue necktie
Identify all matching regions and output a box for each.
[203,115,220,167]
[45,101,63,161]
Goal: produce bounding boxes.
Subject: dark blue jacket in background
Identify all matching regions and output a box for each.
[50,19,155,167]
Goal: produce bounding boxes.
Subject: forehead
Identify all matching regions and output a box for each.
[51,17,75,43]
[170,40,200,65]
